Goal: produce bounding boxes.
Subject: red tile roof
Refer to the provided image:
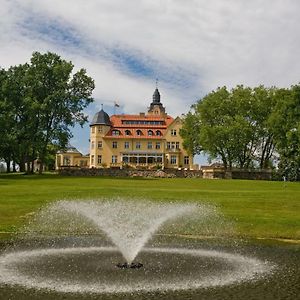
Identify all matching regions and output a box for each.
[103,114,173,139]
[110,114,174,128]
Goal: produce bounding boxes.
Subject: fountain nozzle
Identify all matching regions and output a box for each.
[116,262,143,269]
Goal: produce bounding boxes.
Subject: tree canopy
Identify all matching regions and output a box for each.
[0,52,95,173]
[181,84,300,180]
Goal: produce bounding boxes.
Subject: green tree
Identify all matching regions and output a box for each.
[180,111,202,156]
[0,68,13,172]
[0,52,95,174]
[181,85,279,170]
[27,52,95,173]
[273,85,300,180]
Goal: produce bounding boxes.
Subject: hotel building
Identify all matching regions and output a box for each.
[56,88,193,170]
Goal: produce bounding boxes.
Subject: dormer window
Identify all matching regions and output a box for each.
[112,130,120,136]
[156,130,162,136]
[148,130,154,136]
[125,130,131,136]
[136,130,142,136]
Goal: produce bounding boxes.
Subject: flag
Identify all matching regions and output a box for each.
[114,101,120,108]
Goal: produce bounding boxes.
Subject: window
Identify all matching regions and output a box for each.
[112,130,120,136]
[156,130,162,136]
[91,127,95,133]
[98,141,102,149]
[171,142,176,149]
[112,141,118,148]
[91,155,95,164]
[98,127,103,133]
[167,142,171,149]
[63,156,70,166]
[148,130,153,136]
[176,142,180,149]
[97,155,102,164]
[171,129,177,136]
[147,142,152,149]
[124,141,130,149]
[136,142,141,149]
[125,130,131,136]
[91,141,95,149]
[122,156,129,163]
[184,156,189,165]
[170,155,177,164]
[112,155,117,163]
[156,142,161,149]
[136,130,142,136]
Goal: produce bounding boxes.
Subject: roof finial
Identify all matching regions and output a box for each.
[101,104,103,110]
[156,78,159,89]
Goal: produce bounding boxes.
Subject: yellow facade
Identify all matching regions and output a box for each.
[56,89,194,170]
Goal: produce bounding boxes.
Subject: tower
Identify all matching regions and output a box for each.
[148,88,166,116]
[89,108,111,167]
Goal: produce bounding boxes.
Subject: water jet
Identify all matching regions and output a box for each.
[0,199,278,297]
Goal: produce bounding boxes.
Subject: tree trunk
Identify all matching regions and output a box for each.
[12,161,16,172]
[5,158,10,173]
[18,152,26,172]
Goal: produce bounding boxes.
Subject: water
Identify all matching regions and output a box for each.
[0,199,278,297]
[25,200,203,263]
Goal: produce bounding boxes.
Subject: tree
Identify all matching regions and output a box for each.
[27,52,95,173]
[180,111,202,156]
[273,85,300,180]
[181,85,279,170]
[0,52,95,174]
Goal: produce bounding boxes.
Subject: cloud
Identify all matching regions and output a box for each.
[3,0,300,112]
[1,0,300,161]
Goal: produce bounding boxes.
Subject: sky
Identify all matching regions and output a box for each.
[1,0,300,165]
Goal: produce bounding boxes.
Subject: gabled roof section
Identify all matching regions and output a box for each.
[57,143,81,154]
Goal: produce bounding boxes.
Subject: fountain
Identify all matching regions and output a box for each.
[0,199,278,297]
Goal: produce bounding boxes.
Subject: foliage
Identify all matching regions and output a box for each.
[273,85,300,180]
[181,85,298,172]
[0,52,95,173]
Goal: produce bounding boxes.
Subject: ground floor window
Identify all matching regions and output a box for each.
[63,156,70,166]
[184,156,189,165]
[170,155,177,164]
[112,155,117,163]
[98,155,102,164]
[121,153,163,164]
[91,155,94,164]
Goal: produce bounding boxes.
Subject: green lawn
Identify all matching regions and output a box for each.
[0,173,299,240]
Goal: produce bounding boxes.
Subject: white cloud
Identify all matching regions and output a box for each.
[2,0,300,111]
[1,0,300,161]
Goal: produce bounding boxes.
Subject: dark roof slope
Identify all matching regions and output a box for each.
[90,109,111,126]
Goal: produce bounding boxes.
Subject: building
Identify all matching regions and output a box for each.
[56,88,193,170]
[56,144,89,169]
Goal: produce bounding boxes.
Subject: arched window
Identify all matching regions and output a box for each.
[156,130,162,136]
[136,130,142,136]
[125,130,131,136]
[148,130,154,136]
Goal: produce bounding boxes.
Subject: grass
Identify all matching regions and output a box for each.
[0,173,299,240]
